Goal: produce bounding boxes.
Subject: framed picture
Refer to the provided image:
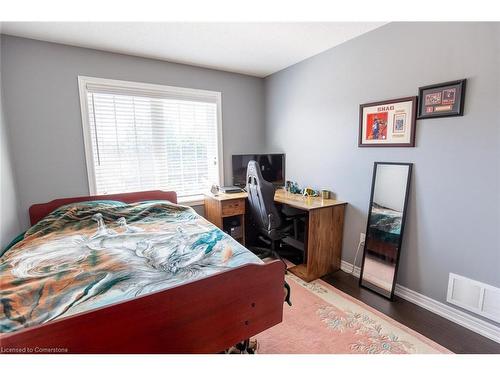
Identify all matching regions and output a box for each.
[417,79,466,119]
[359,96,417,147]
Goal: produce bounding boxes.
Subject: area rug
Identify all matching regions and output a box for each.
[254,272,452,354]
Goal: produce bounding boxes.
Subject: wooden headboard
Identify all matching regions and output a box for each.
[28,190,178,226]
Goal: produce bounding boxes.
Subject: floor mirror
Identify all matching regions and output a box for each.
[359,162,413,300]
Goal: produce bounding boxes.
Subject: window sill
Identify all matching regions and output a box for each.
[178,195,205,207]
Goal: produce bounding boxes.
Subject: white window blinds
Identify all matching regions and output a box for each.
[79,77,222,198]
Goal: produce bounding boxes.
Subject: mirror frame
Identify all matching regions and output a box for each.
[359,162,413,300]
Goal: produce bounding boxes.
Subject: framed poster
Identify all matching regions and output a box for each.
[418,79,466,119]
[359,96,417,147]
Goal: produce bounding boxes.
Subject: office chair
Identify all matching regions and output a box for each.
[246,160,295,310]
[246,160,302,262]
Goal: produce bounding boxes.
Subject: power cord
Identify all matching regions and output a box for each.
[352,240,364,275]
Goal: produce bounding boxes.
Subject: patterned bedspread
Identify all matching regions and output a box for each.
[369,204,402,235]
[0,200,261,334]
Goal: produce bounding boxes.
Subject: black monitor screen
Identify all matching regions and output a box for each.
[232,154,285,188]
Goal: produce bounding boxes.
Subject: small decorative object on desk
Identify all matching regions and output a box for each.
[210,185,219,195]
[286,181,301,194]
[321,189,331,199]
[302,187,318,197]
[417,79,466,119]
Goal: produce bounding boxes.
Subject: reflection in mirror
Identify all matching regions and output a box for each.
[360,162,413,299]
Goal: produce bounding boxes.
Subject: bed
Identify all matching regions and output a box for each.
[0,190,285,353]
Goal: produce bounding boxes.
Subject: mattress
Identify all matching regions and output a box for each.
[0,200,261,334]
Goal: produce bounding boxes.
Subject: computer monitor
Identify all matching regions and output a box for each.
[232,153,285,188]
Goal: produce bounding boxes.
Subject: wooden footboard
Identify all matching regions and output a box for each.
[0,260,285,354]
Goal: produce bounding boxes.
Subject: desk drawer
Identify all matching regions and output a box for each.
[221,199,245,216]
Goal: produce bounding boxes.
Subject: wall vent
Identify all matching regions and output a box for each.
[447,273,500,323]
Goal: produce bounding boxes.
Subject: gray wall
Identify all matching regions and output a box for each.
[265,23,500,315]
[0,51,21,248]
[1,35,266,228]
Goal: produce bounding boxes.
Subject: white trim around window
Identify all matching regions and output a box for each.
[77,76,224,199]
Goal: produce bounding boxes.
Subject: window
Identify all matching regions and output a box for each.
[78,76,223,200]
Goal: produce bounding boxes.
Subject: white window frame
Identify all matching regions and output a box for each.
[77,76,224,203]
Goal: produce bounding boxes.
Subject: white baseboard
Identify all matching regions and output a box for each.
[339,260,500,344]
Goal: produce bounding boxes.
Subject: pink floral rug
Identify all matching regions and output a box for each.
[254,273,452,354]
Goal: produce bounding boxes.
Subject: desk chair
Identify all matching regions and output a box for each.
[246,160,303,262]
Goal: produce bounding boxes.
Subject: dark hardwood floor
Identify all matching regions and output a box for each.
[322,270,500,354]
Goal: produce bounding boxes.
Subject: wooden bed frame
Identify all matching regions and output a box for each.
[1,190,285,353]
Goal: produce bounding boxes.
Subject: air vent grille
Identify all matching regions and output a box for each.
[447,273,500,323]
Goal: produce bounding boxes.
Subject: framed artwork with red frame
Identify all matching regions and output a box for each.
[359,96,417,147]
[417,79,466,119]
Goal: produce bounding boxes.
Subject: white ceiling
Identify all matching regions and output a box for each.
[0,22,385,77]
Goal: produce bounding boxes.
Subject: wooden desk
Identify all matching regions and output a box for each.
[204,190,347,282]
[273,189,344,210]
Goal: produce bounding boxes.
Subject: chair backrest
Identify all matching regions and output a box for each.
[246,160,282,233]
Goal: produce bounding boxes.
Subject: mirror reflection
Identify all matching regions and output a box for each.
[360,162,412,299]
